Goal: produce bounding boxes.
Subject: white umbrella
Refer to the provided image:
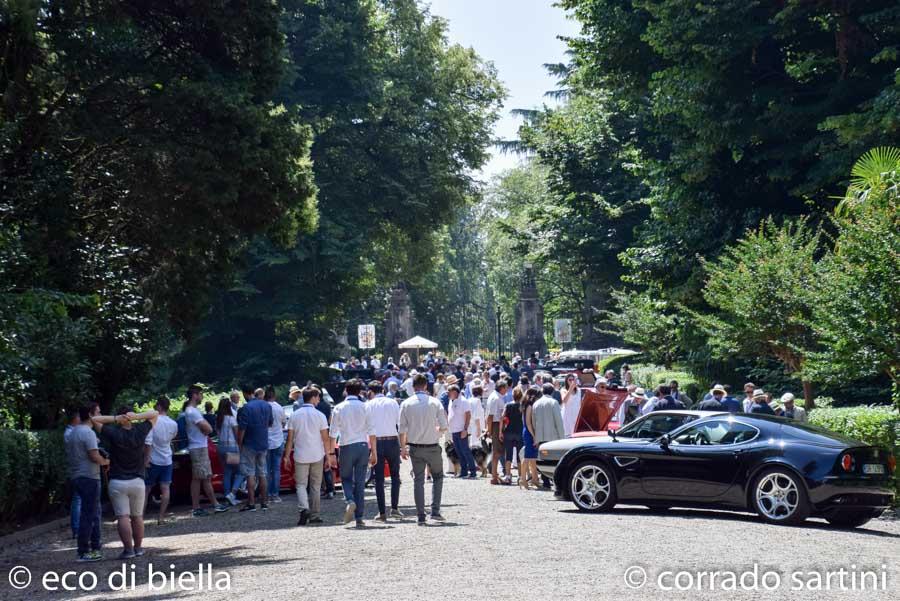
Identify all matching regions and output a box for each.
[398,336,438,364]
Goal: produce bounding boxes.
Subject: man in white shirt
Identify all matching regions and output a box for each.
[447,385,476,478]
[266,391,286,503]
[183,385,229,516]
[329,379,376,527]
[370,356,381,370]
[283,386,331,526]
[485,380,509,485]
[143,396,178,524]
[365,381,403,521]
[467,385,485,442]
[399,374,449,525]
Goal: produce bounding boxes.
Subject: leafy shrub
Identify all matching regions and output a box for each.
[0,429,69,523]
[808,406,899,497]
[630,364,701,400]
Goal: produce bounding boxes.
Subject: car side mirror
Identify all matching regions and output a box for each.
[659,434,671,448]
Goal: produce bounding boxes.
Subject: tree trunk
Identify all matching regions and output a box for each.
[802,380,815,410]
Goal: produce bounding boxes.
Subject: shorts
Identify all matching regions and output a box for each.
[189,447,212,479]
[503,436,523,463]
[108,478,145,517]
[145,463,173,486]
[490,422,503,455]
[240,447,267,477]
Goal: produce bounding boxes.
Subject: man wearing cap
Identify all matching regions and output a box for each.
[184,385,230,517]
[366,380,404,522]
[749,389,775,415]
[401,369,418,399]
[697,385,727,411]
[289,385,303,410]
[616,386,645,424]
[400,374,449,525]
[776,393,807,422]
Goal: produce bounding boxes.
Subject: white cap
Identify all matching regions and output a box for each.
[780,392,795,403]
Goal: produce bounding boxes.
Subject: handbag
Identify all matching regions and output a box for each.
[225,451,240,465]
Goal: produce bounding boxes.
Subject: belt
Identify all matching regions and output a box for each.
[377,436,398,441]
[408,443,439,448]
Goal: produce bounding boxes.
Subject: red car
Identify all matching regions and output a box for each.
[165,430,391,500]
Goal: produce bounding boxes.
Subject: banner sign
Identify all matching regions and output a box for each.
[357,324,376,349]
[554,319,572,344]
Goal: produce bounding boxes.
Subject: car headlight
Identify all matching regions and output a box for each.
[540,449,549,457]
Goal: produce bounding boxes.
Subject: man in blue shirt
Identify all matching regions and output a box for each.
[720,384,742,413]
[238,389,274,511]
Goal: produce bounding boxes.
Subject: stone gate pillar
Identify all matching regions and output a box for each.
[514,265,547,359]
[384,283,413,362]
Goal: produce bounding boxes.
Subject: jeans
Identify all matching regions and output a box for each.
[339,442,369,519]
[452,431,477,477]
[220,445,242,494]
[73,477,101,556]
[70,482,82,537]
[409,444,444,518]
[374,438,401,515]
[267,445,283,496]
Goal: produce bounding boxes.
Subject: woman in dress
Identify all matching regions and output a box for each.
[520,388,541,489]
[560,373,582,437]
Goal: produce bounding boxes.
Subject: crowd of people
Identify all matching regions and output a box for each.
[64,350,807,563]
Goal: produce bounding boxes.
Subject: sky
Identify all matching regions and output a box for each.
[427,0,580,182]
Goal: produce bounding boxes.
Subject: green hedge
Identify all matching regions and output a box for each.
[808,406,899,499]
[0,429,69,523]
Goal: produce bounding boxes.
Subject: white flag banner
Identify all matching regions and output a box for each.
[554,319,572,344]
[358,324,376,349]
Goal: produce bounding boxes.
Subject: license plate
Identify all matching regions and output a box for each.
[863,464,885,475]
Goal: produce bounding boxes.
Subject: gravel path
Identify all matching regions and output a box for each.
[2,459,898,601]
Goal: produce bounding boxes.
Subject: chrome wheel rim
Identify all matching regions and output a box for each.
[756,473,800,520]
[570,464,611,510]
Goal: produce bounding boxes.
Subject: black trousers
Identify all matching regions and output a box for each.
[374,438,402,514]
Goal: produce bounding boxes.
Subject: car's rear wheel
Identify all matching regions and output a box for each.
[826,511,875,529]
[569,461,617,513]
[752,468,809,525]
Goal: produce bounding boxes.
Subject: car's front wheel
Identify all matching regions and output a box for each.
[752,468,810,525]
[826,511,875,529]
[569,461,617,513]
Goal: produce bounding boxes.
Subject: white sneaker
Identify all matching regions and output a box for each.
[343,501,356,524]
[271,495,283,504]
[225,492,238,506]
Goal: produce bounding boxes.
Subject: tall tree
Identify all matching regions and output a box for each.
[1,0,318,418]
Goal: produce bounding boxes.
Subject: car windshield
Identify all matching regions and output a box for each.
[617,413,697,439]
[671,419,759,446]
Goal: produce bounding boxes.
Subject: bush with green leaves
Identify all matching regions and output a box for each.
[695,217,821,407]
[806,148,900,408]
[0,429,68,524]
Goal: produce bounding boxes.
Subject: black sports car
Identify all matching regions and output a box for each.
[553,413,896,527]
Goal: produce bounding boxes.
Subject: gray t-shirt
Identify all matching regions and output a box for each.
[66,425,100,480]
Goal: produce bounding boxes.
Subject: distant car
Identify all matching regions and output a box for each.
[553,413,896,527]
[537,410,724,480]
